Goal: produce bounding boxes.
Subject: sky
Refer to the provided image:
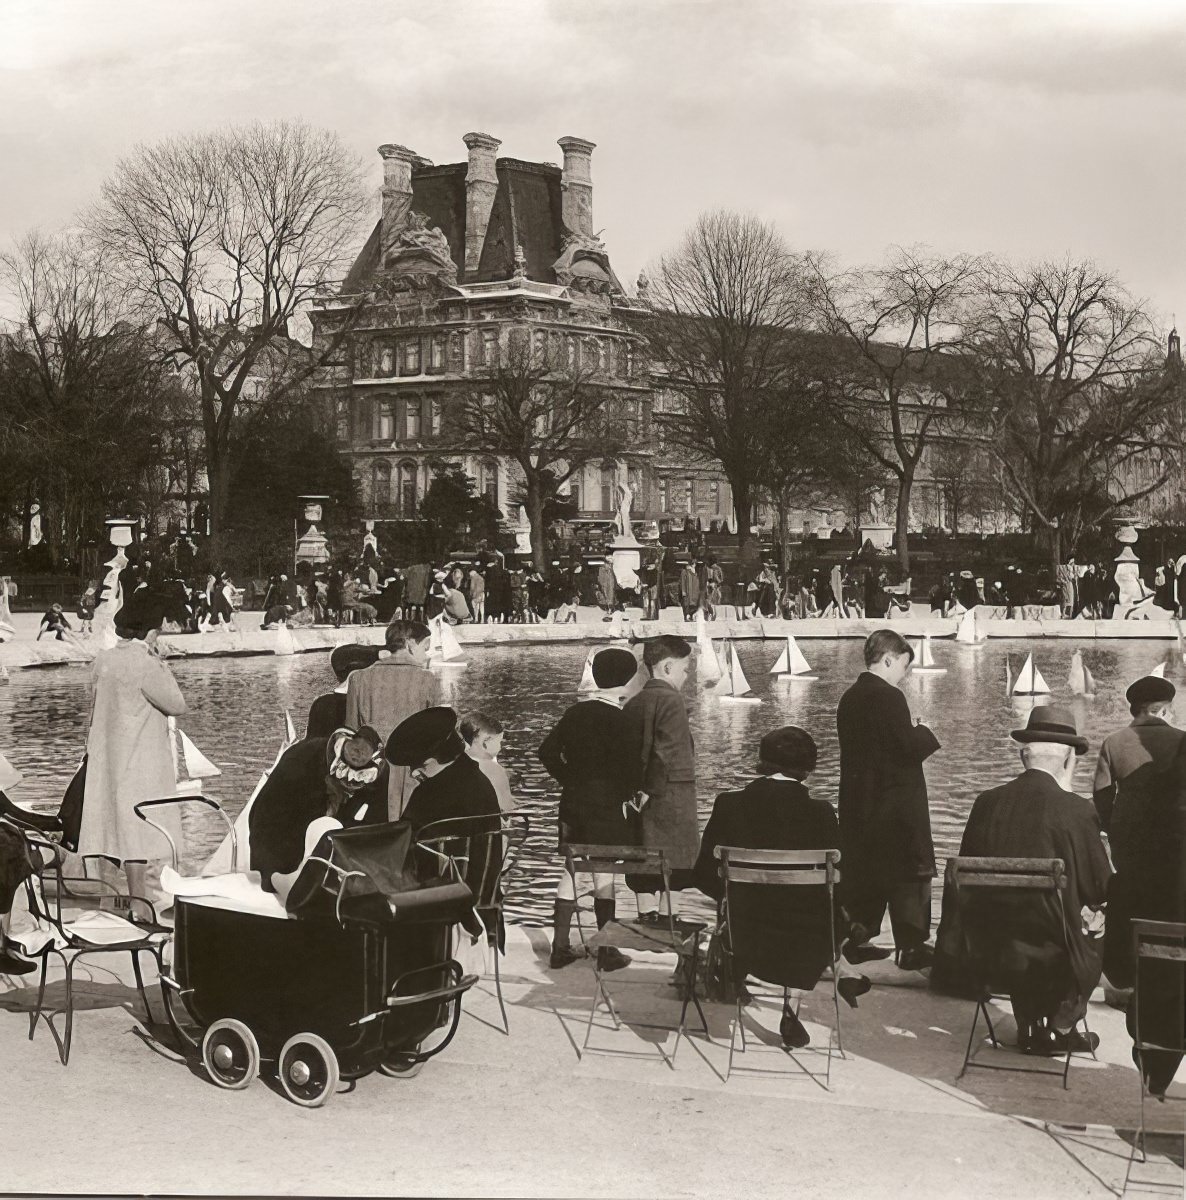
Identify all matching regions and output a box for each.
[2,0,1185,327]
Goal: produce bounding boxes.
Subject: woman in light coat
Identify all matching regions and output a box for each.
[77,592,187,901]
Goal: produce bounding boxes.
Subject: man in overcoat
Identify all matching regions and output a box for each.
[952,706,1110,1054]
[837,629,940,969]
[622,635,697,920]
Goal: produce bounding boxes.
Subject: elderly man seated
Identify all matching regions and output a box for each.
[248,726,387,897]
[692,725,871,1050]
[941,705,1111,1055]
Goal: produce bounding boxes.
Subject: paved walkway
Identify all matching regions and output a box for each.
[1,921,1181,1197]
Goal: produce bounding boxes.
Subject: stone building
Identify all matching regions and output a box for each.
[310,132,739,549]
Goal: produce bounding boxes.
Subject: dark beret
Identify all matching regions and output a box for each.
[756,726,818,777]
[114,589,166,636]
[385,706,461,768]
[1126,676,1176,707]
[330,642,381,682]
[592,647,638,689]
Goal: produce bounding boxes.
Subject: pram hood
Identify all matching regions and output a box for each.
[286,820,475,927]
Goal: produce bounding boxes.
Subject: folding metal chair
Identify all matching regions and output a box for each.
[1,816,170,1065]
[715,846,844,1088]
[1124,919,1186,1191]
[949,856,1096,1088]
[415,812,529,1034]
[563,843,708,1068]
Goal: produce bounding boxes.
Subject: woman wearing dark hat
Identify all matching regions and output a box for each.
[76,590,188,905]
[691,726,870,1048]
[538,647,641,970]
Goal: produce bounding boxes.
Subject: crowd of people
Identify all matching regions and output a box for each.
[0,585,1183,1097]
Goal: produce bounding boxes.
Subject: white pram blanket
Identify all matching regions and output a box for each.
[160,866,287,920]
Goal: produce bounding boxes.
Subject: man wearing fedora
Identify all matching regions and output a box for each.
[1093,675,1183,876]
[954,705,1111,1054]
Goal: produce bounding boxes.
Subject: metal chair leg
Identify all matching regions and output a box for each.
[981,1001,999,1048]
[130,948,153,1025]
[958,1001,982,1079]
[29,953,49,1042]
[60,954,75,1066]
[491,933,509,1035]
[726,996,742,1081]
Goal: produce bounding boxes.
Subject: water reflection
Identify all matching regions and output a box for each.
[0,638,1174,926]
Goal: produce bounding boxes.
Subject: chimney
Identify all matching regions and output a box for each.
[557,136,596,237]
[463,132,501,276]
[378,143,418,260]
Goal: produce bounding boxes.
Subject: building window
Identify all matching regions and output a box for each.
[429,336,445,373]
[598,339,611,373]
[405,398,422,440]
[403,339,421,375]
[372,460,392,508]
[399,460,417,516]
[481,329,498,366]
[709,480,720,513]
[373,399,394,442]
[481,460,499,508]
[379,346,394,375]
[430,397,442,436]
[684,479,694,514]
[600,464,616,513]
[659,478,669,513]
[335,398,349,442]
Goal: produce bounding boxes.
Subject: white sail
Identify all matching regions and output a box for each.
[170,718,222,795]
[204,713,297,875]
[428,616,443,654]
[717,643,761,704]
[955,609,981,644]
[273,623,296,656]
[730,646,752,696]
[578,650,598,693]
[1083,664,1097,696]
[439,620,466,663]
[772,635,816,678]
[1005,655,1014,697]
[1151,660,1167,679]
[769,641,790,674]
[913,634,947,673]
[708,643,737,697]
[697,615,723,684]
[1068,650,1088,696]
[1012,653,1051,696]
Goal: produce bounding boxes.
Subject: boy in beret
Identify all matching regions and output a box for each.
[538,647,640,970]
[305,644,382,740]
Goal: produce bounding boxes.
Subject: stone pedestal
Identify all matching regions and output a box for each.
[92,518,137,649]
[1114,525,1145,606]
[859,523,894,550]
[296,496,331,569]
[611,533,642,590]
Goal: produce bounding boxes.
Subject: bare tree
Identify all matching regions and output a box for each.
[643,211,809,562]
[446,337,625,572]
[964,257,1183,565]
[809,246,983,572]
[86,120,369,552]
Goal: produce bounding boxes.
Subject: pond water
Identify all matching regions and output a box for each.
[0,638,1173,926]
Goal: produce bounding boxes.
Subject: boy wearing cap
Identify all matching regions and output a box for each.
[305,644,382,740]
[953,705,1110,1055]
[1093,675,1183,873]
[538,647,640,970]
[622,635,697,921]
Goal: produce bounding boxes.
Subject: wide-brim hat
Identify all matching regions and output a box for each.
[1010,705,1088,755]
[115,589,167,636]
[385,706,461,768]
[1126,676,1176,707]
[592,647,638,689]
[756,726,818,776]
[330,643,381,682]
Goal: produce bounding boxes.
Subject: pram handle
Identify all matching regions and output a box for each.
[133,796,237,872]
[385,974,479,1008]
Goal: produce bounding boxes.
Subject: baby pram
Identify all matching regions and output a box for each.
[154,812,478,1108]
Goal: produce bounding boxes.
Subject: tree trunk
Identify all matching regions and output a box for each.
[895,471,914,574]
[733,485,758,570]
[525,477,548,574]
[206,446,231,562]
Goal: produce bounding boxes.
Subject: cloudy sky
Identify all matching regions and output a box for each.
[2,0,1184,326]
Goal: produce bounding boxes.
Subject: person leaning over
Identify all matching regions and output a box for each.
[305,643,381,739]
[836,629,941,970]
[622,635,697,923]
[345,620,441,818]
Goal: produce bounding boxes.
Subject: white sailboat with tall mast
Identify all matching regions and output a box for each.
[1150,659,1168,679]
[911,634,946,674]
[709,642,762,705]
[955,609,985,646]
[769,634,817,680]
[1011,653,1051,697]
[169,718,223,796]
[429,615,467,669]
[1067,649,1096,697]
[696,612,723,685]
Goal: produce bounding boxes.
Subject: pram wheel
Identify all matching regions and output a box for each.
[277,1032,340,1107]
[201,1019,260,1090]
[378,1050,424,1079]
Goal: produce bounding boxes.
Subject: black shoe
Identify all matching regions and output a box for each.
[1051,1028,1100,1055]
[896,945,934,972]
[844,941,893,965]
[1023,1025,1061,1056]
[549,945,583,970]
[0,949,35,976]
[837,974,872,1009]
[779,1008,811,1049]
[597,947,631,972]
[637,912,662,927]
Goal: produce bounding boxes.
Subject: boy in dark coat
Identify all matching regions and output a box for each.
[837,628,941,969]
[305,643,381,740]
[538,647,640,970]
[693,726,870,1048]
[950,706,1110,1055]
[622,635,697,921]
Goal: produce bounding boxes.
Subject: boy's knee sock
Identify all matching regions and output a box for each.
[552,898,577,947]
[593,898,615,929]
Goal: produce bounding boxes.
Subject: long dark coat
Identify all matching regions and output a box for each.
[537,698,639,848]
[948,769,1111,1026]
[693,777,844,989]
[836,671,940,886]
[622,678,699,869]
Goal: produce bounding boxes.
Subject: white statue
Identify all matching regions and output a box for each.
[615,479,634,540]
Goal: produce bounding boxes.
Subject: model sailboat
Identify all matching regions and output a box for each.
[1150,660,1168,679]
[169,717,223,796]
[912,634,947,674]
[709,642,762,705]
[577,649,599,693]
[696,612,723,684]
[955,609,985,645]
[1067,649,1096,697]
[769,634,817,679]
[429,615,467,668]
[273,623,297,656]
[1011,653,1051,697]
